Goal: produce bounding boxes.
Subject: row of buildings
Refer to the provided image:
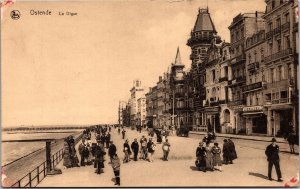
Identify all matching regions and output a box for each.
[119,0,299,137]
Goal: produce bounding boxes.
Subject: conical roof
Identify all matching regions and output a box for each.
[174,47,183,66]
[193,8,216,32]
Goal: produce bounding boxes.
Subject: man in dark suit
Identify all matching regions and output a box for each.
[265,138,283,182]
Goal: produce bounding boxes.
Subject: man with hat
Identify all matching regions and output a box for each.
[265,138,283,182]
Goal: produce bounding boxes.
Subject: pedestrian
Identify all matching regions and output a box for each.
[108,141,117,162]
[206,143,214,171]
[228,138,237,163]
[94,141,106,174]
[202,134,210,146]
[111,154,121,186]
[212,142,222,171]
[147,138,156,162]
[123,139,131,163]
[222,139,230,165]
[118,127,121,135]
[162,138,171,161]
[265,138,283,182]
[287,132,296,154]
[105,132,111,149]
[196,142,207,172]
[122,129,126,139]
[63,138,72,168]
[131,139,139,161]
[78,139,87,166]
[140,136,148,160]
[161,130,166,143]
[100,133,106,146]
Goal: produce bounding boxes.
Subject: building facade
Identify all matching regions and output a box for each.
[262,0,299,136]
[187,8,217,132]
[228,12,265,134]
[130,80,145,126]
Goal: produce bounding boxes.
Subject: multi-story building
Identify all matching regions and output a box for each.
[170,48,186,129]
[130,79,145,126]
[187,8,217,132]
[218,42,233,133]
[243,30,267,135]
[262,0,298,136]
[122,101,131,126]
[136,96,146,127]
[145,88,154,128]
[228,12,265,134]
[118,101,127,125]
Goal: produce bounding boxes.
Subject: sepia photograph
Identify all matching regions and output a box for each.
[1,0,299,187]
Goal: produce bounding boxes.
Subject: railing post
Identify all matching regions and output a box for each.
[37,166,40,183]
[46,140,52,172]
[29,172,32,187]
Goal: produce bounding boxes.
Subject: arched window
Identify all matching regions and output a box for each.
[224,109,230,123]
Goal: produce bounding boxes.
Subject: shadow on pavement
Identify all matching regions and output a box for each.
[249,172,269,180]
[280,151,299,155]
[190,166,199,171]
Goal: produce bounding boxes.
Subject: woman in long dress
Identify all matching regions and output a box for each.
[63,139,72,168]
[212,142,222,171]
[196,142,207,172]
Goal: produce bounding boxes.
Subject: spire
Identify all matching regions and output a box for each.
[174,47,182,66]
[193,7,216,33]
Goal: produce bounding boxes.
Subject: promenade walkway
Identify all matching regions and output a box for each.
[38,127,299,187]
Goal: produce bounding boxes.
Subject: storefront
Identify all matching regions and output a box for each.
[242,106,267,135]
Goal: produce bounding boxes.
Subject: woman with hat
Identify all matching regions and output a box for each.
[196,142,207,172]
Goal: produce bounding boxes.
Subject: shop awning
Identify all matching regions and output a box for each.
[242,111,264,117]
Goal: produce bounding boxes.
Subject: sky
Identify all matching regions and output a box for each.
[1,0,266,127]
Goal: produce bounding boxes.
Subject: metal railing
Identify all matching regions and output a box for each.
[264,48,292,63]
[266,98,292,104]
[10,133,83,188]
[281,22,290,31]
[10,148,64,188]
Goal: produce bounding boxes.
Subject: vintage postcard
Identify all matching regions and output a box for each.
[1,0,299,187]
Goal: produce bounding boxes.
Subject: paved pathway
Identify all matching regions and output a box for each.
[38,127,299,187]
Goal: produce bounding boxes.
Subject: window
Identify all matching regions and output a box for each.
[249,94,252,105]
[281,91,288,99]
[285,36,290,49]
[278,65,284,80]
[270,68,274,83]
[268,22,273,32]
[272,1,275,9]
[224,66,228,77]
[248,53,252,63]
[254,51,257,62]
[287,64,292,79]
[276,18,281,28]
[256,94,260,105]
[241,28,244,38]
[277,39,281,51]
[212,70,216,81]
[285,13,290,23]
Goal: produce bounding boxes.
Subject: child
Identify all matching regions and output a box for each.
[111,154,121,186]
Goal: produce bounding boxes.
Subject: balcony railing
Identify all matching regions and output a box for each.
[248,62,259,71]
[266,98,292,105]
[219,76,228,82]
[294,22,299,32]
[264,48,292,63]
[266,78,294,89]
[236,53,246,63]
[266,30,273,39]
[273,26,281,36]
[228,99,246,106]
[243,82,263,92]
[281,22,290,31]
[210,101,219,107]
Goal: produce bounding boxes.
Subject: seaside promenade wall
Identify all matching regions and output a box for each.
[2,131,83,187]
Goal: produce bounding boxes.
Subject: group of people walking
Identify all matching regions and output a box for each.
[121,134,171,163]
[195,135,237,172]
[63,135,80,168]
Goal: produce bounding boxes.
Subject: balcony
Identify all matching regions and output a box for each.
[266,30,273,39]
[219,76,228,82]
[236,53,246,63]
[209,101,219,107]
[273,26,281,36]
[242,82,263,93]
[294,22,298,32]
[248,62,259,71]
[266,98,292,105]
[219,99,227,104]
[281,22,290,31]
[266,78,295,89]
[206,59,218,67]
[228,99,246,106]
[264,48,292,63]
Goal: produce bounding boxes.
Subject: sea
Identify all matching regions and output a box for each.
[1,129,83,166]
